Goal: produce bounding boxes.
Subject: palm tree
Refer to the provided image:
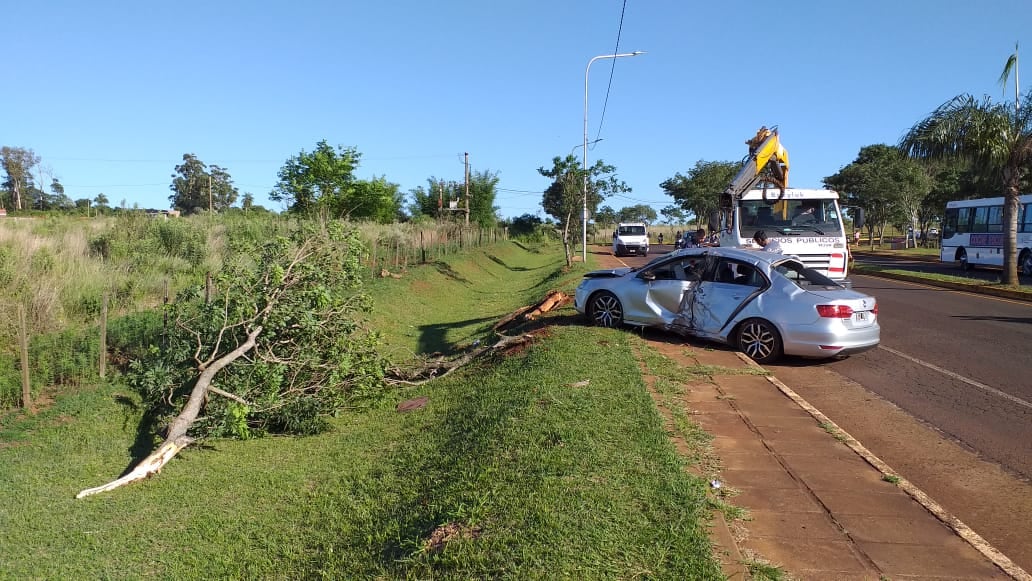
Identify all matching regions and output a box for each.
[899,93,1032,285]
[998,42,1019,114]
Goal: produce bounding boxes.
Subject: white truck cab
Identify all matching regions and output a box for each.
[613,222,649,257]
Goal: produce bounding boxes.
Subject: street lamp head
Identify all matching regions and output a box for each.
[631,50,646,56]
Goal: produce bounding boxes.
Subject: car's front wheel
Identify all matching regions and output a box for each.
[589,291,623,328]
[736,318,782,364]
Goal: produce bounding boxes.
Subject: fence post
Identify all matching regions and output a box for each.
[18,305,33,414]
[162,280,169,352]
[99,294,108,379]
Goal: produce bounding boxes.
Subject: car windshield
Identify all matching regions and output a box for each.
[772,259,843,289]
[618,225,646,236]
[740,199,842,238]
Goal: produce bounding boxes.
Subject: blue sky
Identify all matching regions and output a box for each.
[5,1,1031,219]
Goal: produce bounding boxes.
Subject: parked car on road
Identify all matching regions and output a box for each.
[574,247,880,363]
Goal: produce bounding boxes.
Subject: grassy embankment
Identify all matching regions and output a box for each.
[0,239,722,579]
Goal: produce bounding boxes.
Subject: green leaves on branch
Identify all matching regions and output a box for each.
[128,223,388,440]
[660,160,737,225]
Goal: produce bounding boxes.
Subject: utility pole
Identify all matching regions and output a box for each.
[464,152,470,226]
[208,175,213,213]
[438,180,444,219]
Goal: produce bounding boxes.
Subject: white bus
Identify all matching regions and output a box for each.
[718,188,855,283]
[940,194,1032,274]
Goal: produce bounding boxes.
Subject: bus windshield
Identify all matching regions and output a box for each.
[739,199,843,238]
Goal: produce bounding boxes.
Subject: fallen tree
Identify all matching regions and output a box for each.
[78,224,387,498]
[387,291,570,386]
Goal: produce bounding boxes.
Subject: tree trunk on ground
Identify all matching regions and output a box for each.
[76,326,263,499]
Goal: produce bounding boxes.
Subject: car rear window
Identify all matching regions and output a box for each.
[774,263,842,289]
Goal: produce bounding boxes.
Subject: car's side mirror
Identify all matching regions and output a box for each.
[640,272,656,281]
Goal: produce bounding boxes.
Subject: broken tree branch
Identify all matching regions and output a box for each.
[76,325,263,499]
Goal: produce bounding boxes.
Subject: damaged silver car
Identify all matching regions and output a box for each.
[574,247,880,363]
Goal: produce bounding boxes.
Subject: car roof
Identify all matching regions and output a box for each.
[665,246,790,267]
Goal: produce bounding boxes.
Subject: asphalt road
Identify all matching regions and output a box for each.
[613,245,1032,569]
[855,252,1032,285]
[825,273,1032,477]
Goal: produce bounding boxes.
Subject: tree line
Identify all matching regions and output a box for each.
[0,141,502,227]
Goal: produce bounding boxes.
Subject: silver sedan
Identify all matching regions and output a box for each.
[574,247,880,363]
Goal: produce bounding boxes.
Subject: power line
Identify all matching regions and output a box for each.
[592,0,630,146]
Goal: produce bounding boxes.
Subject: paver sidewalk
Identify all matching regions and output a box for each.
[648,339,1018,580]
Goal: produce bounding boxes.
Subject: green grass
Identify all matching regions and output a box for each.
[364,240,577,359]
[0,240,723,579]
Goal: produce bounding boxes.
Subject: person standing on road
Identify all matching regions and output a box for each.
[753,230,783,253]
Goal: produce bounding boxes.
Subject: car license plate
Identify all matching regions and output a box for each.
[854,311,868,322]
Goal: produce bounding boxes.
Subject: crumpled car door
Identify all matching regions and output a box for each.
[644,279,696,324]
[683,259,757,337]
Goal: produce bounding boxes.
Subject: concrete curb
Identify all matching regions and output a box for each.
[735,352,1032,581]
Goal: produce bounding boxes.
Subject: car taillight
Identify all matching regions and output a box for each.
[871,302,878,315]
[817,305,854,318]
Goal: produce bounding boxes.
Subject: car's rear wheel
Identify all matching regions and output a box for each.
[736,318,782,364]
[589,291,623,328]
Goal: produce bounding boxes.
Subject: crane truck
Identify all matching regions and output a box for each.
[715,127,863,285]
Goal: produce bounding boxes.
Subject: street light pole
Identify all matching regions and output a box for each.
[583,51,644,263]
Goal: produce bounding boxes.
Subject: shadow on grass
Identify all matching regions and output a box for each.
[417,315,502,355]
[486,254,546,272]
[113,394,162,476]
[432,261,472,285]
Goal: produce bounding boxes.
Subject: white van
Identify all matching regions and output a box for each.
[612,222,649,257]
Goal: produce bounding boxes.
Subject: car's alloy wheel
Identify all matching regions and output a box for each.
[736,318,782,364]
[589,291,623,328]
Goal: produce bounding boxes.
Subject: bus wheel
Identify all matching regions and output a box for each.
[958,249,972,271]
[1021,250,1032,277]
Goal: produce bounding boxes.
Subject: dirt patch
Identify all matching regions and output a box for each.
[499,327,552,356]
[423,522,483,554]
[396,396,429,413]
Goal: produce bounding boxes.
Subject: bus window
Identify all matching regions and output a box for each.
[972,207,989,233]
[942,208,958,238]
[1022,204,1032,233]
[988,206,1003,233]
[956,208,972,233]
